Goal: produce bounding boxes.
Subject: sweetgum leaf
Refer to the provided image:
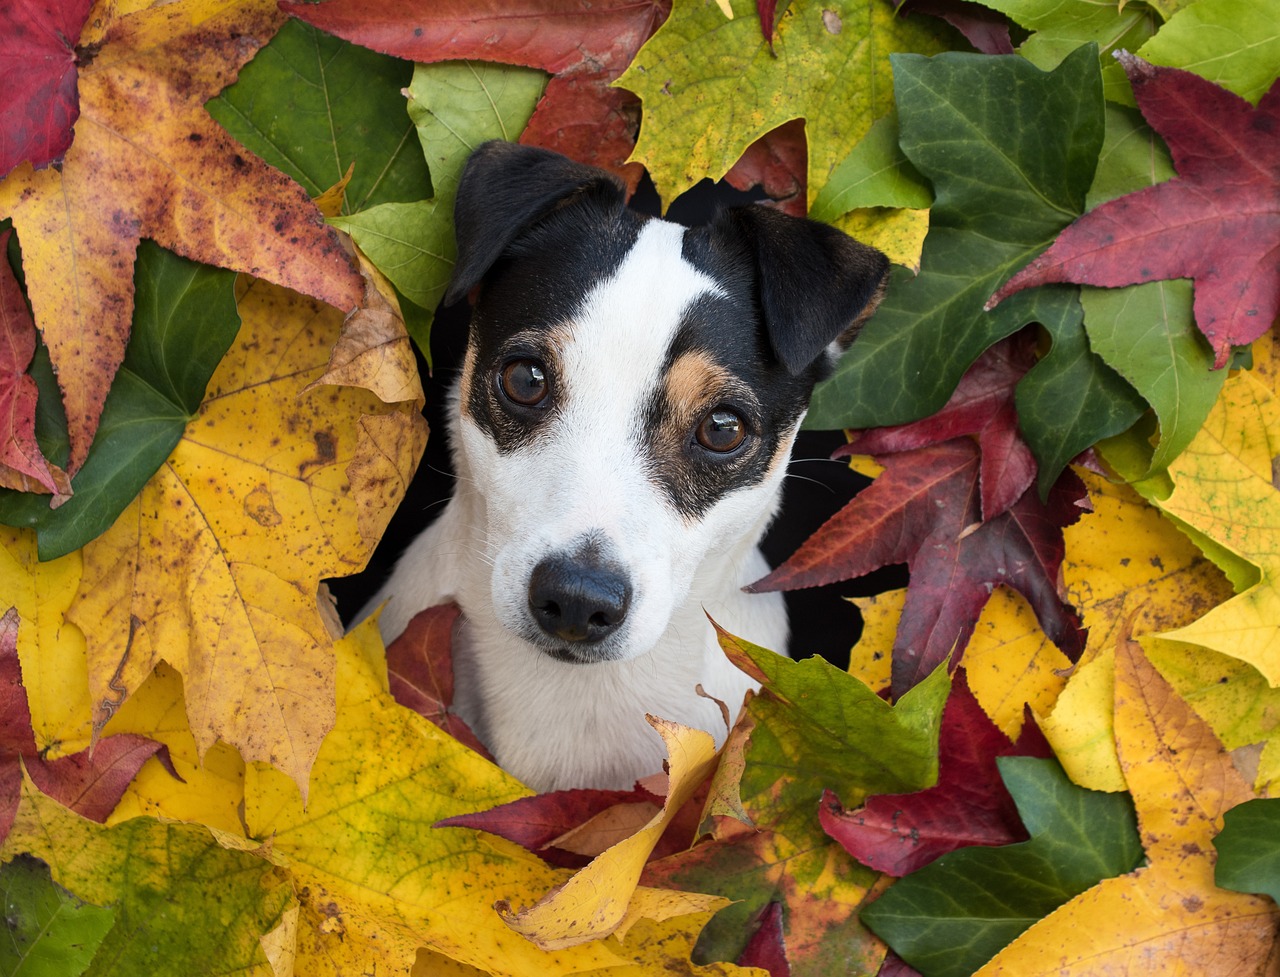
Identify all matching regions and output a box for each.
[0,855,115,977]
[809,46,1144,489]
[820,672,1051,877]
[989,54,1280,368]
[1214,798,1280,903]
[0,242,239,559]
[860,757,1144,977]
[0,0,94,176]
[753,440,1087,696]
[207,17,430,213]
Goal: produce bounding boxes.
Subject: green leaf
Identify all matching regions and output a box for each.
[809,113,933,222]
[206,18,430,212]
[1214,797,1280,903]
[0,855,115,977]
[332,62,547,341]
[1137,0,1280,104]
[972,0,1158,70]
[0,242,239,560]
[861,757,1145,977]
[616,0,953,206]
[809,47,1143,488]
[2,782,293,977]
[725,630,950,815]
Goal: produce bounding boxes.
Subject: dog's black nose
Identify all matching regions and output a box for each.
[528,555,631,645]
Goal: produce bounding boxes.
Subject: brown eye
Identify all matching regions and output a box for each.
[499,358,549,407]
[695,408,746,453]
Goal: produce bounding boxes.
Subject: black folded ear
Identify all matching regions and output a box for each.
[718,206,890,375]
[444,141,628,305]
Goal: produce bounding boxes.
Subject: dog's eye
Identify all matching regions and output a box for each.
[695,408,746,453]
[498,359,549,407]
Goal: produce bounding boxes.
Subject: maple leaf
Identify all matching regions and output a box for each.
[988,53,1280,368]
[894,1,1014,56]
[1147,333,1280,686]
[1,773,295,977]
[752,438,1086,696]
[617,0,953,206]
[0,855,116,977]
[67,276,426,792]
[0,608,164,845]
[0,0,362,471]
[970,639,1280,975]
[638,628,949,977]
[819,671,1052,877]
[0,227,66,496]
[0,0,94,176]
[282,0,670,193]
[386,603,491,759]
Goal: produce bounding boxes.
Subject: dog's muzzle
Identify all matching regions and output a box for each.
[527,550,632,655]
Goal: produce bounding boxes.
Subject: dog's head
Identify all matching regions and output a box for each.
[446,141,888,665]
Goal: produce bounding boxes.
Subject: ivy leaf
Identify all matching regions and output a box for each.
[820,672,1052,877]
[0,0,94,176]
[860,756,1144,977]
[809,46,1144,491]
[988,54,1280,368]
[0,855,115,977]
[1214,798,1280,903]
[0,241,240,560]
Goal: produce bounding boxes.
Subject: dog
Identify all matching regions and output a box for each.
[365,141,888,791]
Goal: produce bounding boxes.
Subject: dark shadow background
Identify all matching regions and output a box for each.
[326,174,908,667]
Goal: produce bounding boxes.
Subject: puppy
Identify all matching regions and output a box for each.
[366,142,888,791]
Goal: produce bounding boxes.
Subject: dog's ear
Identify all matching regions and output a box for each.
[720,206,890,375]
[445,141,628,305]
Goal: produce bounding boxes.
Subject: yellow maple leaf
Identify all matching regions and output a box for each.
[975,638,1280,975]
[67,276,426,792]
[0,528,88,754]
[1156,332,1280,686]
[847,588,900,692]
[1042,471,1234,790]
[0,0,363,469]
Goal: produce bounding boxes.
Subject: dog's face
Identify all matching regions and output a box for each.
[446,143,888,666]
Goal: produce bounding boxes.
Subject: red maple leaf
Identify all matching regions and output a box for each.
[0,608,167,843]
[738,901,792,977]
[0,228,68,496]
[723,119,808,217]
[385,603,492,760]
[818,671,1051,876]
[841,332,1039,521]
[987,53,1280,367]
[751,438,1085,696]
[281,0,670,194]
[0,0,94,177]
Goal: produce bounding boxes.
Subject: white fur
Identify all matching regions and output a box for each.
[364,220,792,791]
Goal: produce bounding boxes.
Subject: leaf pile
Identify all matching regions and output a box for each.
[0,0,1278,974]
